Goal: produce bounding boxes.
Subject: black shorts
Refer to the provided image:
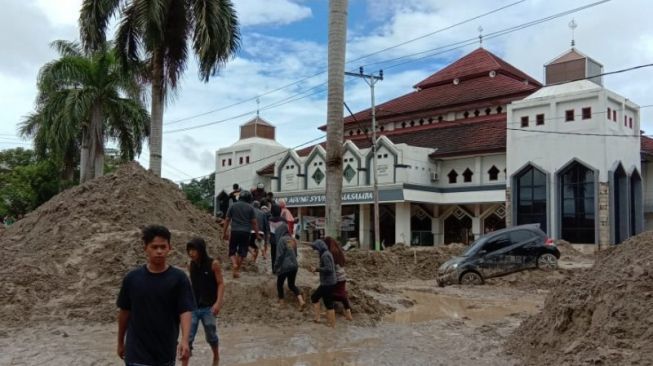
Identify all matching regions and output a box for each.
[248,233,259,249]
[229,231,250,258]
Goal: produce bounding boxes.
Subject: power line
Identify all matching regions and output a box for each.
[377,0,612,71]
[163,1,613,134]
[162,0,531,126]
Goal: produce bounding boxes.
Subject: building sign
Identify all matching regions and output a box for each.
[279,189,404,207]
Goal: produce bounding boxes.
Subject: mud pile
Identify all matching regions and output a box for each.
[0,163,392,327]
[506,231,653,365]
[345,244,467,282]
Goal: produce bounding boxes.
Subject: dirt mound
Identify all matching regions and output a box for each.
[346,244,466,282]
[0,162,393,327]
[0,163,224,325]
[506,231,653,365]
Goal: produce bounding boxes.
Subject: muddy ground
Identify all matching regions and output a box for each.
[7,163,646,365]
[0,278,547,366]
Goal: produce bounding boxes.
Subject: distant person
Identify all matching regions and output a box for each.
[278,199,296,237]
[273,223,306,309]
[325,236,353,321]
[251,183,266,203]
[228,184,241,206]
[223,190,260,278]
[184,238,224,366]
[249,201,269,263]
[310,239,337,327]
[216,190,229,217]
[267,203,287,272]
[117,225,195,365]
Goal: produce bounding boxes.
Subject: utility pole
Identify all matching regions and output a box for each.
[345,67,383,251]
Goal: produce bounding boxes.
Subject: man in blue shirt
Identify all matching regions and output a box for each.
[117,225,195,366]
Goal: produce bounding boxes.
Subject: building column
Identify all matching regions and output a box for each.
[432,205,442,245]
[598,182,610,247]
[359,204,371,250]
[471,204,481,240]
[395,202,411,245]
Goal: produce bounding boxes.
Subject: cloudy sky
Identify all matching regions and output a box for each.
[1,0,652,183]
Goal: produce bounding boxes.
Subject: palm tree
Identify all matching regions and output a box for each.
[19,40,150,183]
[325,0,349,239]
[79,0,241,176]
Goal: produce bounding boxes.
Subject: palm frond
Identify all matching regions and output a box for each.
[50,40,83,57]
[79,0,122,51]
[190,0,240,81]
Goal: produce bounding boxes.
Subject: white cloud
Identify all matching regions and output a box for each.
[234,0,312,27]
[4,0,653,182]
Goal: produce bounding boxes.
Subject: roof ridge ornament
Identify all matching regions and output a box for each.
[569,19,577,48]
[478,26,484,47]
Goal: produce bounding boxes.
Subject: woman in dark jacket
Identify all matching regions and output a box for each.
[274,223,305,308]
[267,203,287,273]
[325,236,352,321]
[310,239,337,327]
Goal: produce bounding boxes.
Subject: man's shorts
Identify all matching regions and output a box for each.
[229,231,250,257]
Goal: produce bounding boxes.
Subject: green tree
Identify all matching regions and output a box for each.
[80,0,241,177]
[180,173,215,214]
[0,148,61,217]
[19,40,150,183]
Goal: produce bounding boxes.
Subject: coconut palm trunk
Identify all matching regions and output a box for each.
[325,0,349,239]
[149,51,165,176]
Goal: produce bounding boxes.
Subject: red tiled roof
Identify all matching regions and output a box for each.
[333,74,537,129]
[414,48,541,89]
[256,162,275,175]
[642,136,653,155]
[344,115,507,158]
[316,48,541,131]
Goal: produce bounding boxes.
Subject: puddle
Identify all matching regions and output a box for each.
[385,291,539,325]
[230,350,357,366]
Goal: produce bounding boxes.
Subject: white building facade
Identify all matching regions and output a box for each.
[216,48,653,248]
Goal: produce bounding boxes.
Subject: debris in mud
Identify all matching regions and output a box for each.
[345,244,467,281]
[506,231,653,365]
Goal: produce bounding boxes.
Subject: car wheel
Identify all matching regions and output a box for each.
[459,271,483,285]
[537,253,558,271]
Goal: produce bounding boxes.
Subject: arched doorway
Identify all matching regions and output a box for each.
[483,214,506,234]
[444,208,473,244]
[630,169,643,236]
[559,162,595,244]
[411,206,433,246]
[515,165,548,232]
[613,165,628,244]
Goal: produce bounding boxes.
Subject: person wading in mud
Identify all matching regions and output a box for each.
[249,201,269,263]
[223,190,260,278]
[310,239,337,327]
[117,225,195,366]
[183,238,224,366]
[325,236,353,321]
[266,203,287,273]
[274,223,306,309]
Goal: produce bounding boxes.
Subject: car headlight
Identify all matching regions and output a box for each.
[451,263,458,269]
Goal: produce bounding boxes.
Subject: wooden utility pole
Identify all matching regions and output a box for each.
[325,0,349,240]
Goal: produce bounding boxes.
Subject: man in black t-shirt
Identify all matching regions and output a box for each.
[117,225,196,366]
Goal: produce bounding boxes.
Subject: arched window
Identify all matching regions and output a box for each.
[488,165,500,181]
[515,166,547,232]
[559,162,595,243]
[448,169,458,184]
[496,106,503,114]
[463,111,469,118]
[463,168,473,183]
[613,165,628,243]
